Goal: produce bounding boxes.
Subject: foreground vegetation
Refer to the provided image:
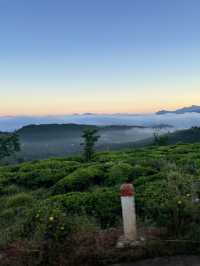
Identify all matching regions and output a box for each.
[1,143,200,264]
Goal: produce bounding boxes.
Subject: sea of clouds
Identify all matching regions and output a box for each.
[1,113,200,132]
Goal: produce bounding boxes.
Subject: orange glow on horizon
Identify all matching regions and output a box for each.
[1,85,200,116]
[1,102,199,116]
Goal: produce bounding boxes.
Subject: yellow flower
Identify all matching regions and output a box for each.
[177,200,182,205]
[60,226,65,230]
[49,216,54,221]
[186,194,190,197]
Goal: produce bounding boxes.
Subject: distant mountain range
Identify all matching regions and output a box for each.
[156,105,200,115]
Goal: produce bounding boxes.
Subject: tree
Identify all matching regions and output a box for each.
[153,130,169,146]
[81,128,100,162]
[0,132,20,160]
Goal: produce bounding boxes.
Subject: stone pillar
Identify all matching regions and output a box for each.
[120,183,137,241]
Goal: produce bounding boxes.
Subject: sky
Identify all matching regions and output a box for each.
[0,0,200,115]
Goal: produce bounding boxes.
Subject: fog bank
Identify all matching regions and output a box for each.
[1,113,200,131]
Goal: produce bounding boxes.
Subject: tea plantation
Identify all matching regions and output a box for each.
[0,143,200,264]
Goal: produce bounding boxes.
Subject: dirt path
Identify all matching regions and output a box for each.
[112,256,200,266]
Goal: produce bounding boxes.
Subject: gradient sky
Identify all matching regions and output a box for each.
[1,0,200,115]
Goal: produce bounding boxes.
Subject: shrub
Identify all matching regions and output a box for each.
[132,165,158,179]
[134,172,165,187]
[6,160,81,188]
[53,165,105,194]
[6,192,34,208]
[0,193,36,245]
[0,193,82,245]
[96,152,122,163]
[24,201,98,242]
[137,167,200,237]
[142,158,167,171]
[2,184,22,195]
[51,188,121,227]
[105,162,134,186]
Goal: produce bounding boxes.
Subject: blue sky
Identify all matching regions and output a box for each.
[0,0,200,115]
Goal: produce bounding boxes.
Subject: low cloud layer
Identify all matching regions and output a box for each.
[1,113,200,132]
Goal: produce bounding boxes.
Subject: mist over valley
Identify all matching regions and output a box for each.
[1,111,200,132]
[1,108,200,161]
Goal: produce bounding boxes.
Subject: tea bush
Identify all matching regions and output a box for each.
[1,143,200,247]
[6,192,34,208]
[0,160,81,189]
[136,166,200,237]
[53,164,105,193]
[27,202,98,241]
[51,188,121,227]
[105,162,134,186]
[2,184,22,195]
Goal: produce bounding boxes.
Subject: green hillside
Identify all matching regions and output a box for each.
[167,127,200,144]
[10,124,153,161]
[0,143,200,264]
[135,127,200,147]
[6,124,199,163]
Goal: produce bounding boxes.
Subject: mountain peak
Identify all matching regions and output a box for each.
[156,105,200,115]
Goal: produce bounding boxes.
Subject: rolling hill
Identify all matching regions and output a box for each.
[13,124,159,160]
[166,126,200,144]
[4,124,200,162]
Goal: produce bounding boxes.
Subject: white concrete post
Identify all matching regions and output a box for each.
[120,183,137,241]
